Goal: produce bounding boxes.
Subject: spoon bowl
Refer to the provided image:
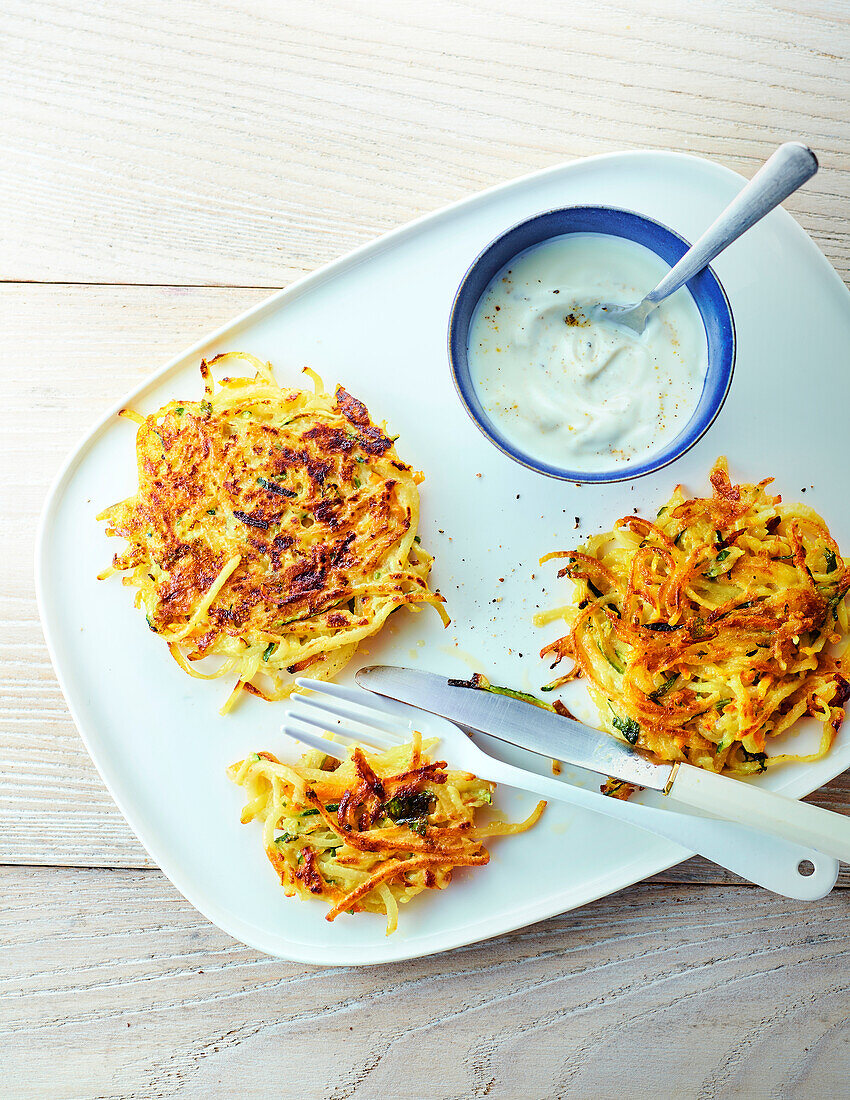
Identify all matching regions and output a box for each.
[589,298,655,334]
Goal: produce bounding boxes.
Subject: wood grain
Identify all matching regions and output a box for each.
[3,2,850,1095]
[3,0,850,288]
[1,867,848,1099]
[2,285,265,868]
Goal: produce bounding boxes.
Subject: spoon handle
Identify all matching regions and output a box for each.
[646,142,818,305]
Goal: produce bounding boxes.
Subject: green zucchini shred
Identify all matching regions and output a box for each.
[484,683,554,710]
[596,640,625,675]
[648,674,677,703]
[612,714,640,745]
[740,747,768,772]
[705,549,732,578]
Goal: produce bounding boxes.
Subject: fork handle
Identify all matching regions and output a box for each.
[666,763,850,863]
[483,757,837,899]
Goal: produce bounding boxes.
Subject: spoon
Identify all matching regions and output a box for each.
[591,142,818,334]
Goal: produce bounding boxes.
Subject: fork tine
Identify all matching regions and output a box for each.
[295,677,408,722]
[291,690,406,740]
[280,720,346,760]
[287,705,394,751]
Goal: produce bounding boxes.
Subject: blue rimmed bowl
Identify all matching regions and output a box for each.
[448,206,736,483]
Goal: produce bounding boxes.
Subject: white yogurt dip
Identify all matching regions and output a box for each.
[467,233,708,473]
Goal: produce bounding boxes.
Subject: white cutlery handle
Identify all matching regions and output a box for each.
[666,763,850,863]
[484,758,836,899]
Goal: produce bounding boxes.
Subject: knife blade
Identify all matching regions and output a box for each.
[355,664,674,792]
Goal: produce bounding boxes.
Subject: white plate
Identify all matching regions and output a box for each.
[37,151,850,965]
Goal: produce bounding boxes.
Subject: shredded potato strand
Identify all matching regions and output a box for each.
[229,737,544,935]
[98,353,448,711]
[538,458,850,776]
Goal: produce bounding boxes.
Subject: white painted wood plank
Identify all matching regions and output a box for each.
[1,284,264,868]
[3,0,849,287]
[1,867,847,1099]
[1,4,850,1090]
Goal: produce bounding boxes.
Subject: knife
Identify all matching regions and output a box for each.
[356,663,669,790]
[354,664,850,862]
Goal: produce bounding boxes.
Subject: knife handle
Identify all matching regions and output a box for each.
[666,763,850,863]
[480,756,836,899]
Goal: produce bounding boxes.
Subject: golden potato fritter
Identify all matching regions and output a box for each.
[99,353,447,710]
[538,458,849,777]
[229,732,545,935]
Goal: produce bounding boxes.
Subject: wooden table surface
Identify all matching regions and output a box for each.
[3,3,849,1096]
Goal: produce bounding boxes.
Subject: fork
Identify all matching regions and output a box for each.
[282,679,838,900]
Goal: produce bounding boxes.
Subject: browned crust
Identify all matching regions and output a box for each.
[103,368,435,667]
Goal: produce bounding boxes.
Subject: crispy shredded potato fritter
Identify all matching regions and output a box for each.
[229,733,545,934]
[537,458,850,776]
[98,353,448,711]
